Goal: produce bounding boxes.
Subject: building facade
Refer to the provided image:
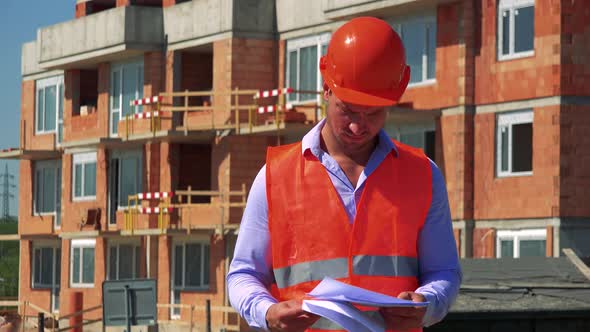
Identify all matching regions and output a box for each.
[3,0,590,329]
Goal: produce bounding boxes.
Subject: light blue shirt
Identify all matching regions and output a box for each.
[227,119,461,329]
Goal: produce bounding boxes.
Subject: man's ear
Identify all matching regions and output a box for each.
[323,83,331,101]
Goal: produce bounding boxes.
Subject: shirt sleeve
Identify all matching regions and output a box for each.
[226,165,277,330]
[415,160,462,327]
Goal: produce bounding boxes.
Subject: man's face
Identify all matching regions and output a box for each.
[324,88,387,151]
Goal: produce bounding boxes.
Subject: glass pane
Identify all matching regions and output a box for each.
[512,123,532,172]
[56,167,61,227]
[400,132,424,149]
[55,248,61,285]
[84,163,97,197]
[173,245,183,287]
[520,239,545,257]
[43,168,56,213]
[112,112,119,135]
[119,157,138,207]
[82,247,95,284]
[288,51,297,102]
[514,6,534,53]
[37,89,44,131]
[44,86,57,131]
[72,248,80,284]
[185,244,201,287]
[35,170,42,213]
[427,23,436,80]
[109,247,117,280]
[500,240,514,258]
[112,70,120,109]
[58,83,64,144]
[74,164,82,198]
[299,45,318,101]
[135,246,141,278]
[173,290,181,316]
[500,126,509,172]
[34,249,41,285]
[425,130,436,161]
[118,245,134,279]
[402,22,425,83]
[122,66,137,117]
[502,10,510,55]
[203,245,210,286]
[41,248,54,285]
[137,66,144,114]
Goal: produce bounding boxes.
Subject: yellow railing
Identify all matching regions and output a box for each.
[156,303,240,332]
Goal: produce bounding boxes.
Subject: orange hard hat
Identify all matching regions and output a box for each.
[320,17,410,107]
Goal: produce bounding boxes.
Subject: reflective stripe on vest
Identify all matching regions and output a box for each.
[273,255,418,289]
[310,311,385,330]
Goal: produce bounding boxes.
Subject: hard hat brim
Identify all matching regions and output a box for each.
[321,66,410,107]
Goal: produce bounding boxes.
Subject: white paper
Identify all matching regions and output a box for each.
[307,277,429,307]
[302,299,385,332]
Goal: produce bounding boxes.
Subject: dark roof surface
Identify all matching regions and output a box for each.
[451,257,590,313]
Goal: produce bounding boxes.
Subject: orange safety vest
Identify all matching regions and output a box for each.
[266,141,432,332]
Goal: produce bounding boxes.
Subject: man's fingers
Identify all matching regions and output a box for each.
[397,291,412,300]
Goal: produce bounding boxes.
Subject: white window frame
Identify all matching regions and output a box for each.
[389,13,437,87]
[496,110,533,177]
[106,240,140,280]
[170,239,210,319]
[35,76,64,135]
[70,239,96,288]
[498,0,535,61]
[72,152,97,201]
[111,150,143,210]
[496,229,546,258]
[34,160,61,216]
[110,59,144,137]
[285,33,331,105]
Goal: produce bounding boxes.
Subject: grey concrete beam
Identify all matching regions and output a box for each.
[322,0,454,20]
[475,96,590,114]
[277,0,332,34]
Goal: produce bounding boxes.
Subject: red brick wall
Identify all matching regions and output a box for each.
[472,228,496,258]
[18,160,55,235]
[559,104,590,216]
[474,106,560,220]
[475,0,561,104]
[19,240,52,312]
[561,1,590,95]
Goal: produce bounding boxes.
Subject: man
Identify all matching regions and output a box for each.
[227,17,461,332]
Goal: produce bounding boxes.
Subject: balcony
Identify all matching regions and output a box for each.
[322,0,450,20]
[164,0,275,50]
[37,6,164,69]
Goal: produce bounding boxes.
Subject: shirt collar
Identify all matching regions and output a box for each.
[301,118,398,158]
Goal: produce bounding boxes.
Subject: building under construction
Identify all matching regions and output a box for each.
[2,0,590,330]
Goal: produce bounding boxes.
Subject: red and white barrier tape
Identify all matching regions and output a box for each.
[137,192,174,200]
[134,111,160,119]
[136,207,174,214]
[257,104,294,114]
[130,96,163,106]
[254,88,293,99]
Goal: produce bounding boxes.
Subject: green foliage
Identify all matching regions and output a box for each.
[0,220,18,298]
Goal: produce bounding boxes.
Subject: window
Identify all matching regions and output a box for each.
[286,33,330,103]
[72,152,97,201]
[498,0,534,60]
[36,76,64,134]
[107,242,140,280]
[497,229,546,258]
[390,14,436,85]
[34,160,61,215]
[109,150,143,214]
[70,239,95,287]
[497,110,533,177]
[110,60,144,136]
[32,246,60,289]
[171,241,210,318]
[385,121,436,161]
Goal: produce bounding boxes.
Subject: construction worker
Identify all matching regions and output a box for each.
[227,17,461,332]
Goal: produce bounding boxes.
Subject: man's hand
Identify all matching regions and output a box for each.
[265,300,320,332]
[379,292,427,331]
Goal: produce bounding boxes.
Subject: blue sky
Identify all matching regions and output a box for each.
[0,1,73,217]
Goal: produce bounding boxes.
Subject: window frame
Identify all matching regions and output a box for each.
[170,240,211,319]
[72,152,97,201]
[106,240,140,281]
[285,33,331,105]
[496,228,546,258]
[35,76,64,135]
[110,59,144,137]
[385,120,436,159]
[389,12,437,87]
[111,150,143,210]
[31,243,60,289]
[34,160,61,216]
[70,239,96,288]
[496,110,534,178]
[497,0,535,61]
